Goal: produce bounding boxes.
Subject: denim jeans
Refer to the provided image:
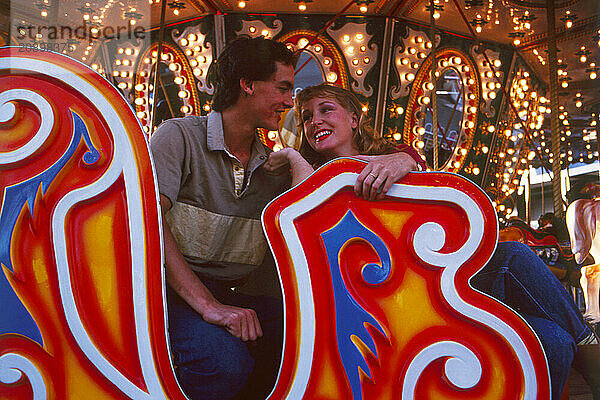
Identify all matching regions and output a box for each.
[471,241,591,399]
[167,282,283,400]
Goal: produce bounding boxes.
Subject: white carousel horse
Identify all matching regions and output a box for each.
[566,198,600,323]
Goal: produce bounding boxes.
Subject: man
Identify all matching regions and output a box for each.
[150,36,295,400]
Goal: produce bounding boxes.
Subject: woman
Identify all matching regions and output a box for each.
[264,83,600,399]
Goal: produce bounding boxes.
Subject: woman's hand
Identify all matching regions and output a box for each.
[263,147,296,172]
[353,152,417,200]
[264,148,315,186]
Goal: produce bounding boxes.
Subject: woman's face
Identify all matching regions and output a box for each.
[300,96,359,159]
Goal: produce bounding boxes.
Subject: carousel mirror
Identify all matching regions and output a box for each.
[423,67,464,168]
[148,61,185,127]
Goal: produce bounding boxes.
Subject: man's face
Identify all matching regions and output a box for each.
[249,62,294,131]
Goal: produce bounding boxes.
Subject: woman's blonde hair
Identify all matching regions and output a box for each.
[295,83,397,166]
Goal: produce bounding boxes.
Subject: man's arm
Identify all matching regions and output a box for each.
[160,195,263,341]
[353,152,418,201]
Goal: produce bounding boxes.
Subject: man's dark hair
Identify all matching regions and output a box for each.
[211,36,296,112]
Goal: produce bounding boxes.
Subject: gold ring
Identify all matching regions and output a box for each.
[369,172,377,179]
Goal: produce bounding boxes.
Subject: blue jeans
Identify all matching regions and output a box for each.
[471,241,591,399]
[167,282,283,400]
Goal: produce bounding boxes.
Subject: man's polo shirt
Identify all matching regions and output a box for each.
[150,112,291,282]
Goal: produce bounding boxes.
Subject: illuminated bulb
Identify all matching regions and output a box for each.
[581,55,587,63]
[591,71,598,79]
[561,81,569,88]
[238,0,246,7]
[356,69,363,76]
[356,33,364,41]
[405,73,415,81]
[178,90,189,98]
[433,11,440,19]
[393,133,402,141]
[261,29,269,37]
[327,72,338,82]
[135,98,145,105]
[298,3,306,11]
[364,57,370,64]
[476,26,482,33]
[41,10,47,17]
[360,5,367,12]
[395,106,404,114]
[343,35,351,43]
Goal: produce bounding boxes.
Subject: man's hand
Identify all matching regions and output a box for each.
[201,301,263,342]
[353,152,417,201]
[159,193,263,342]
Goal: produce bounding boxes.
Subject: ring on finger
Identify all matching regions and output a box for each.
[368,172,377,179]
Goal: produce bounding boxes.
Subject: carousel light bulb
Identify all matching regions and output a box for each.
[360,5,367,12]
[238,0,246,7]
[298,2,306,11]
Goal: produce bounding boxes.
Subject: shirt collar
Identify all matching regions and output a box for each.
[206,111,226,152]
[206,111,270,169]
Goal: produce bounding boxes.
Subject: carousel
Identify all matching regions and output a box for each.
[1,0,600,399]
